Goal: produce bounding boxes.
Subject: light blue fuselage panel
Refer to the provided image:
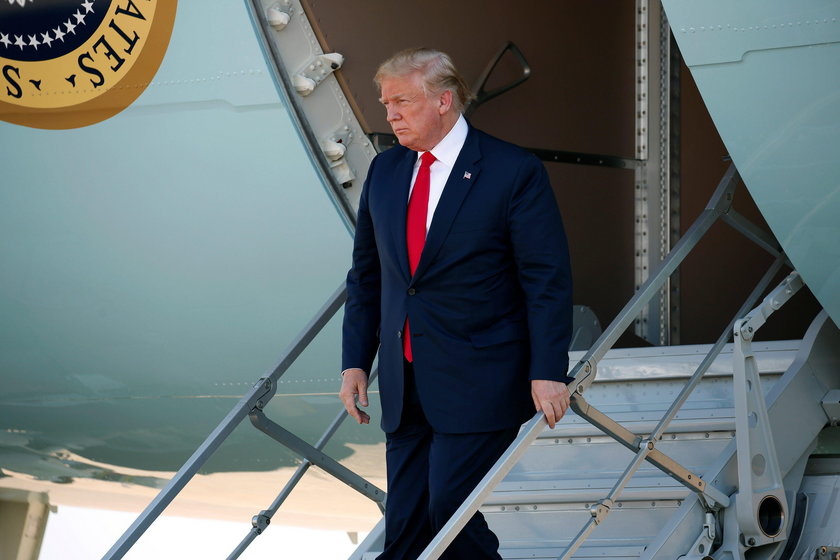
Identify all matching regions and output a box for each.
[663,0,840,323]
[0,2,364,473]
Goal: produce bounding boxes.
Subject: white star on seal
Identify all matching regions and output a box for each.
[73,9,86,25]
[41,31,53,48]
[27,34,39,49]
[65,19,77,35]
[53,26,66,42]
[82,0,94,14]
[14,34,25,49]
[0,33,10,48]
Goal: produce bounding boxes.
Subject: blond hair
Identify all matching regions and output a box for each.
[375,48,474,113]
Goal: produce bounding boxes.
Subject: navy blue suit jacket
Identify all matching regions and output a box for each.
[342,124,573,434]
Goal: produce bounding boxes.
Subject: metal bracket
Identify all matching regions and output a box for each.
[265,1,292,30]
[293,53,344,96]
[572,360,594,395]
[732,272,803,547]
[815,546,840,560]
[821,389,840,427]
[464,41,531,119]
[323,125,355,156]
[320,125,357,186]
[252,378,275,411]
[590,499,613,525]
[251,510,271,534]
[677,511,717,560]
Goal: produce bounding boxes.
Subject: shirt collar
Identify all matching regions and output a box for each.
[417,114,468,168]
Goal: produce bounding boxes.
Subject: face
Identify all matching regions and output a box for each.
[378,71,453,152]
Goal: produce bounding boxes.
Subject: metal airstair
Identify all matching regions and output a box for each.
[103,158,840,559]
[350,165,840,559]
[355,318,839,559]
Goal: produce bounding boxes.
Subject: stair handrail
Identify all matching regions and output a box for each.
[415,163,790,560]
[102,283,384,560]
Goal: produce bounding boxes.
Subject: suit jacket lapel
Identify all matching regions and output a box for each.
[412,126,482,282]
[389,148,417,282]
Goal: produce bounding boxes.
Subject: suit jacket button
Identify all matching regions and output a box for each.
[408,288,416,295]
[397,330,402,338]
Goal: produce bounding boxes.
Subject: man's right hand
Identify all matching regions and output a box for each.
[339,368,370,424]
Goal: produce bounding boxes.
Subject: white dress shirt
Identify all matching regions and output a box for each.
[409,114,469,232]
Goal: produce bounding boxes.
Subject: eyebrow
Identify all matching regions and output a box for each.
[380,93,408,104]
[379,89,422,105]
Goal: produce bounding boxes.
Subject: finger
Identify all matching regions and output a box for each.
[353,381,370,424]
[541,401,556,429]
[554,385,571,420]
[339,388,351,410]
[342,395,363,423]
[358,409,370,424]
[554,399,568,421]
[346,404,363,423]
[531,389,541,411]
[557,393,570,415]
[339,372,369,423]
[350,402,370,424]
[357,381,368,407]
[339,386,363,423]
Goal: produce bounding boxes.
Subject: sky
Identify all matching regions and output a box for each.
[39,505,364,560]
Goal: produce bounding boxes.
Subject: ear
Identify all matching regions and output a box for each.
[438,89,453,115]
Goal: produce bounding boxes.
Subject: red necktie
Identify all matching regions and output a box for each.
[404,151,435,362]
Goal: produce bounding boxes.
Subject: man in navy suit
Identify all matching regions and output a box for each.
[340,48,573,559]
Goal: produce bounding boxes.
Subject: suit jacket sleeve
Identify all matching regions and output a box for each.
[341,157,382,375]
[508,155,574,384]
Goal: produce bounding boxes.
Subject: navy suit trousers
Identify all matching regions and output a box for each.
[378,361,519,560]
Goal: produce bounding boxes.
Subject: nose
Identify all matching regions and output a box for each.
[386,105,400,123]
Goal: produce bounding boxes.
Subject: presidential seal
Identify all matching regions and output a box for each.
[0,0,176,129]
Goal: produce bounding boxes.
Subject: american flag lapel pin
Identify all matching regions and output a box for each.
[463,171,472,180]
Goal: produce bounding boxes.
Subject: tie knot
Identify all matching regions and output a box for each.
[420,151,436,168]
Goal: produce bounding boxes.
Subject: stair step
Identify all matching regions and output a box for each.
[536,410,738,438]
[486,484,690,506]
[512,432,733,477]
[500,544,644,559]
[348,341,806,559]
[489,499,682,544]
[363,543,645,559]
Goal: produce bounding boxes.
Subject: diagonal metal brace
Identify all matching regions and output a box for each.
[228,368,384,559]
[102,376,278,559]
[571,395,730,508]
[249,410,386,505]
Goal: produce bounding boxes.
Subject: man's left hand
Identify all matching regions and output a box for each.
[531,380,570,429]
